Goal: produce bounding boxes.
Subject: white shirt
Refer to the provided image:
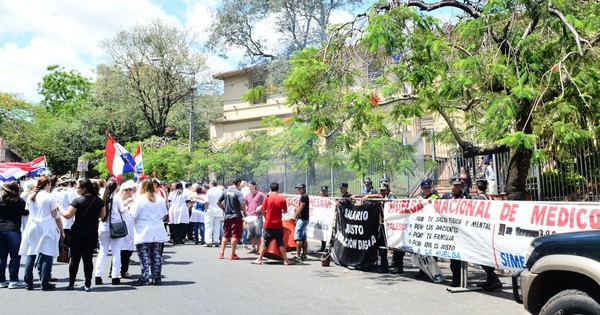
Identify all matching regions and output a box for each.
[168,190,191,224]
[20,190,60,257]
[130,194,169,245]
[189,193,206,223]
[98,195,125,232]
[205,187,224,218]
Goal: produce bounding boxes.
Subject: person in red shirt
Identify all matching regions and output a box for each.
[252,182,293,265]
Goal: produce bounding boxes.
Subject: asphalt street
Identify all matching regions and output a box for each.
[2,241,528,315]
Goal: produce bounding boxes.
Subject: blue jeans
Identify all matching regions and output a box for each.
[294,218,309,241]
[191,222,205,243]
[24,254,53,288]
[0,231,22,282]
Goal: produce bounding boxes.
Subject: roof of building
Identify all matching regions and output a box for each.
[212,64,266,80]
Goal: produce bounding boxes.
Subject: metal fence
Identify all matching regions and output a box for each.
[220,135,600,202]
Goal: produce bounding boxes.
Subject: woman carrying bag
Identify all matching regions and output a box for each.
[94,178,126,285]
[59,178,105,292]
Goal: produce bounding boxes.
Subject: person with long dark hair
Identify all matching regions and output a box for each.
[168,182,191,244]
[0,181,29,289]
[130,179,168,286]
[19,175,63,291]
[59,178,105,292]
[94,178,125,285]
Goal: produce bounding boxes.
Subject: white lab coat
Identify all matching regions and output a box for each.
[130,194,169,245]
[19,190,60,257]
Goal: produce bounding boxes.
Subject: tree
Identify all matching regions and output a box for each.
[284,0,600,200]
[208,0,365,63]
[99,19,214,136]
[38,65,92,116]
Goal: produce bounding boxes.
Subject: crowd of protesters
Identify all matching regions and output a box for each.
[0,167,503,292]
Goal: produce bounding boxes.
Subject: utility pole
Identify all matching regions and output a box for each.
[189,89,195,153]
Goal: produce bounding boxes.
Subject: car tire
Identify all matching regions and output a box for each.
[539,289,600,315]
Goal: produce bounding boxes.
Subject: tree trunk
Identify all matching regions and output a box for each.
[504,147,532,200]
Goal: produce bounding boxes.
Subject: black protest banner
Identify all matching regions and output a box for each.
[330,202,380,269]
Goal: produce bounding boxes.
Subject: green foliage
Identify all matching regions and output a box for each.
[242,85,266,104]
[38,65,92,117]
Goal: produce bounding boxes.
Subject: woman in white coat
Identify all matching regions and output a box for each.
[19,176,63,291]
[130,179,168,286]
[117,180,136,278]
[94,178,125,285]
[167,182,191,244]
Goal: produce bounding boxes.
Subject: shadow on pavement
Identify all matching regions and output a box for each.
[88,286,138,292]
[157,280,195,286]
[163,260,193,265]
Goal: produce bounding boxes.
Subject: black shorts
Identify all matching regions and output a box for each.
[262,228,284,247]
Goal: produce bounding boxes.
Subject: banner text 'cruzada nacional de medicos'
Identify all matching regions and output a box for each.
[383,198,600,271]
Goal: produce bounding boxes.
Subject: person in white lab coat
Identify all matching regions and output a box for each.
[130,179,168,286]
[19,175,63,291]
[168,182,191,245]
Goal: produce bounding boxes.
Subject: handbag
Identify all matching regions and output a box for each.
[57,238,70,263]
[108,196,128,239]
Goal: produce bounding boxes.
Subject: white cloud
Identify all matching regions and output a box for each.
[0,0,182,102]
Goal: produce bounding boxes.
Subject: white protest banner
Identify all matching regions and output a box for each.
[284,196,336,242]
[384,199,600,271]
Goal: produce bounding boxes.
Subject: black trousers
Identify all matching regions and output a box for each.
[69,227,98,287]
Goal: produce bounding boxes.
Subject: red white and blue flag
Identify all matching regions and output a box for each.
[133,143,143,180]
[0,156,46,181]
[27,156,47,177]
[105,135,135,182]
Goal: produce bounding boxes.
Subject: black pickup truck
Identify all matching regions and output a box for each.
[513,230,600,315]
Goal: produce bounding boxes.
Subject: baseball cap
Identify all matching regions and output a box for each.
[295,183,306,189]
[338,183,348,188]
[476,178,488,187]
[421,179,432,188]
[379,183,389,191]
[321,186,328,191]
[121,180,136,190]
[450,177,461,185]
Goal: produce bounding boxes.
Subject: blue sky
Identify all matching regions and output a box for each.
[0,0,232,102]
[0,1,455,103]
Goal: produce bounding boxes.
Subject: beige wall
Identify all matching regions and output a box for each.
[211,71,292,148]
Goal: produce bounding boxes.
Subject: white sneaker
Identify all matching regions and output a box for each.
[0,281,9,288]
[8,281,27,289]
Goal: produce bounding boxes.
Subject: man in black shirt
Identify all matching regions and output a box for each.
[441,177,471,287]
[291,184,310,261]
[473,178,503,291]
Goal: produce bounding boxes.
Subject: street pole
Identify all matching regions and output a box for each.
[189,89,195,153]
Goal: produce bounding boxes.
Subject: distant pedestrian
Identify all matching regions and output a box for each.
[204,181,223,247]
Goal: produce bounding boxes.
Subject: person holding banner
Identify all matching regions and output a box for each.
[473,178,503,291]
[363,182,403,273]
[291,183,310,261]
[318,186,329,252]
[414,179,440,280]
[441,177,471,287]
[252,182,293,265]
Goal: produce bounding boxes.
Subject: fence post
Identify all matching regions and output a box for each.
[534,142,542,200]
[283,158,288,194]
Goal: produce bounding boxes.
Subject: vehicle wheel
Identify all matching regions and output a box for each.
[540,289,600,315]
